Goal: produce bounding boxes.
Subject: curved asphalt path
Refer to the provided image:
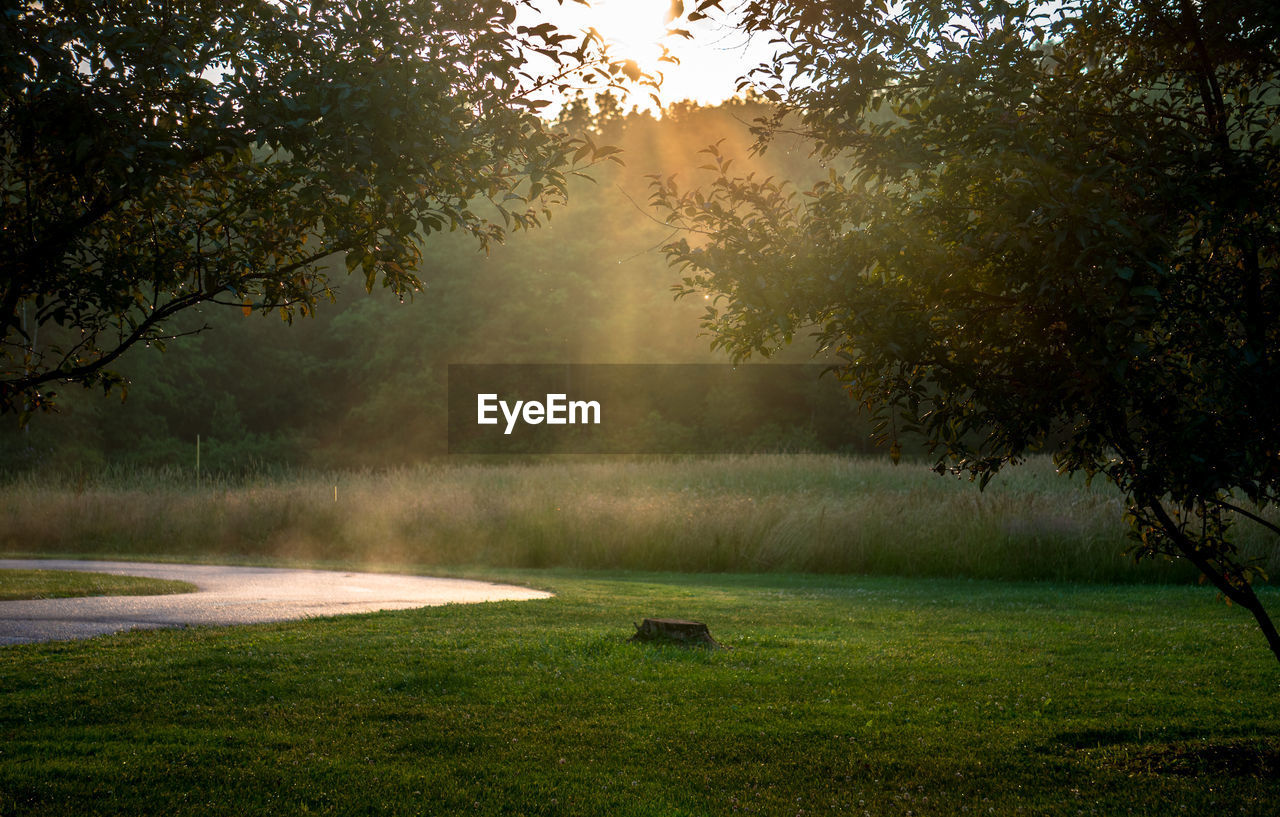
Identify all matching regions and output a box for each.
[0,559,551,645]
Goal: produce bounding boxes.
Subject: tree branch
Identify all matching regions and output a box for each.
[1207,496,1280,539]
[1178,0,1230,157]
[1146,499,1280,665]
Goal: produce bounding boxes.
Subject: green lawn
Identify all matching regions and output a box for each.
[1,569,1276,816]
[0,569,195,601]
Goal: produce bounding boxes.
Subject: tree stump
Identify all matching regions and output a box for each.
[629,618,726,649]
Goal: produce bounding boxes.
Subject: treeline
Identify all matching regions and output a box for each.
[2,96,886,473]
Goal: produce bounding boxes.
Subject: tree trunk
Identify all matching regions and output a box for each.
[630,618,726,649]
[1148,502,1280,665]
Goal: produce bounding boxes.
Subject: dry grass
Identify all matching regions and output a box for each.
[3,454,1276,583]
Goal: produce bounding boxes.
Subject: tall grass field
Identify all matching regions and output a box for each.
[3,455,1277,583]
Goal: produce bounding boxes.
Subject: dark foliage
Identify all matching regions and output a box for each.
[653,0,1280,660]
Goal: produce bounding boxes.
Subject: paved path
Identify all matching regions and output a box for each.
[0,559,551,645]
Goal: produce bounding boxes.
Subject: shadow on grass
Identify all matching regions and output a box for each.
[1052,730,1280,779]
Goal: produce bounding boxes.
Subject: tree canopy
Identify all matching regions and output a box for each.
[0,0,626,415]
[654,0,1280,661]
[0,94,855,470]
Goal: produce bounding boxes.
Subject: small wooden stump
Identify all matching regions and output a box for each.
[629,618,726,649]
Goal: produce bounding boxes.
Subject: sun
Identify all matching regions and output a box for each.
[539,0,676,89]
[526,0,769,112]
[585,0,672,70]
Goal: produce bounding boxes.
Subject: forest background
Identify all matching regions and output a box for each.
[2,95,872,473]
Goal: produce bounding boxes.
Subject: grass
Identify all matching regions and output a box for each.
[5,454,1277,583]
[0,570,1277,816]
[0,569,195,601]
[3,456,1277,814]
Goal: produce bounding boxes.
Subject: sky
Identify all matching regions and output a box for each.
[521,0,779,112]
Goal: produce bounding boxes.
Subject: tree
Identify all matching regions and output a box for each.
[653,0,1280,661]
[0,0,632,415]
